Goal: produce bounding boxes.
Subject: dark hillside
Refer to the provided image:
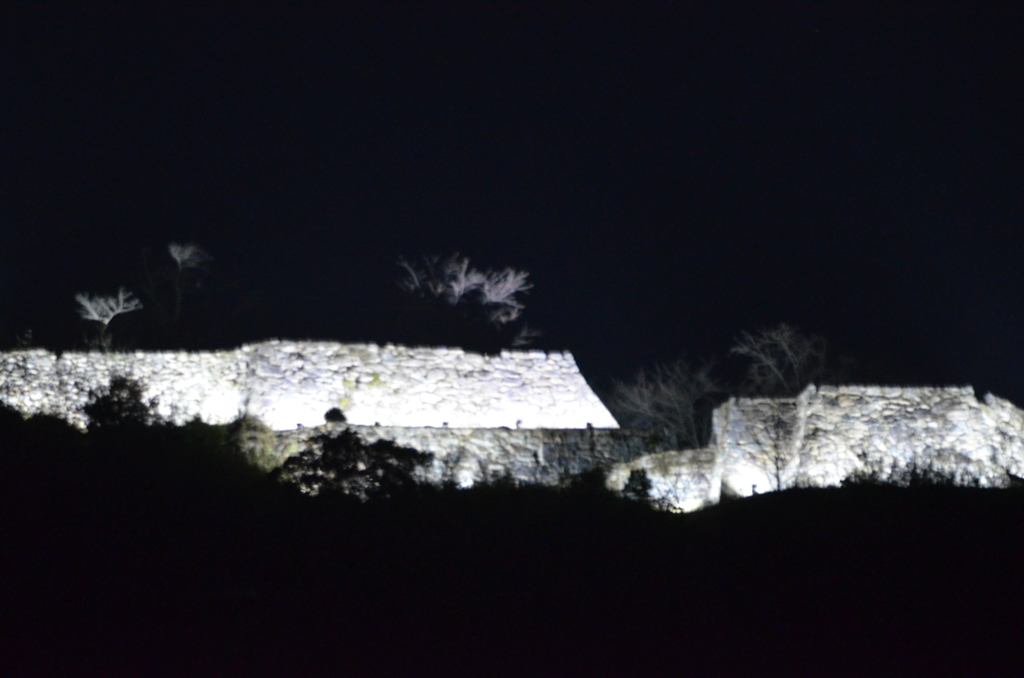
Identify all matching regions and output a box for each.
[2,411,1023,676]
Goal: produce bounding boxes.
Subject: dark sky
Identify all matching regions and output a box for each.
[1,3,1022,402]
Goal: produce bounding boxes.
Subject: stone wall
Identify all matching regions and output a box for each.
[716,385,1024,497]
[0,340,619,431]
[0,348,249,430]
[276,424,671,488]
[605,448,720,513]
[8,340,1020,512]
[797,385,1024,488]
[616,384,1024,511]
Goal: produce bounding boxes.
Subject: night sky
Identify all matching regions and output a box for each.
[2,3,1022,403]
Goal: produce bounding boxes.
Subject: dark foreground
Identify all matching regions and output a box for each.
[3,416,1023,676]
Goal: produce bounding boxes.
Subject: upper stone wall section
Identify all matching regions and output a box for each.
[0,340,619,431]
[244,341,618,430]
[0,347,249,430]
[276,424,664,489]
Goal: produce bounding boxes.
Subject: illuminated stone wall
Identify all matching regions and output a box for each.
[275,424,668,489]
[0,340,619,431]
[611,384,1024,511]
[0,347,249,430]
[716,385,1024,497]
[8,340,1020,512]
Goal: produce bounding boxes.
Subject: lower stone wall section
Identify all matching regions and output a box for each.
[6,345,1021,513]
[273,424,671,488]
[605,448,720,513]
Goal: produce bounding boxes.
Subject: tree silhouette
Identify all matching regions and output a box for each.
[731,323,826,396]
[609,358,722,449]
[393,252,540,352]
[137,241,213,347]
[84,375,159,429]
[273,429,433,500]
[167,242,213,324]
[75,287,143,351]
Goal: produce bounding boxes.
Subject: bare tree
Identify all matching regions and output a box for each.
[481,267,532,307]
[442,255,488,303]
[168,242,213,271]
[75,287,143,327]
[748,402,799,492]
[396,255,424,292]
[397,253,531,318]
[75,287,143,351]
[610,359,721,449]
[486,302,523,325]
[730,323,826,396]
[396,252,539,348]
[167,242,212,323]
[512,323,543,347]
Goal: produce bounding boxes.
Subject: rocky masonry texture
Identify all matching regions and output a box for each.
[0,340,619,430]
[613,384,1024,511]
[6,341,1023,512]
[715,384,1024,497]
[276,424,669,489]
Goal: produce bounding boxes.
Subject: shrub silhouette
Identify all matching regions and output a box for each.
[0,401,25,431]
[622,468,653,502]
[842,459,982,489]
[84,375,159,429]
[564,466,612,497]
[227,414,282,471]
[324,407,347,423]
[273,429,433,500]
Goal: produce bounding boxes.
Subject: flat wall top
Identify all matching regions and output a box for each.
[813,384,976,398]
[0,340,619,430]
